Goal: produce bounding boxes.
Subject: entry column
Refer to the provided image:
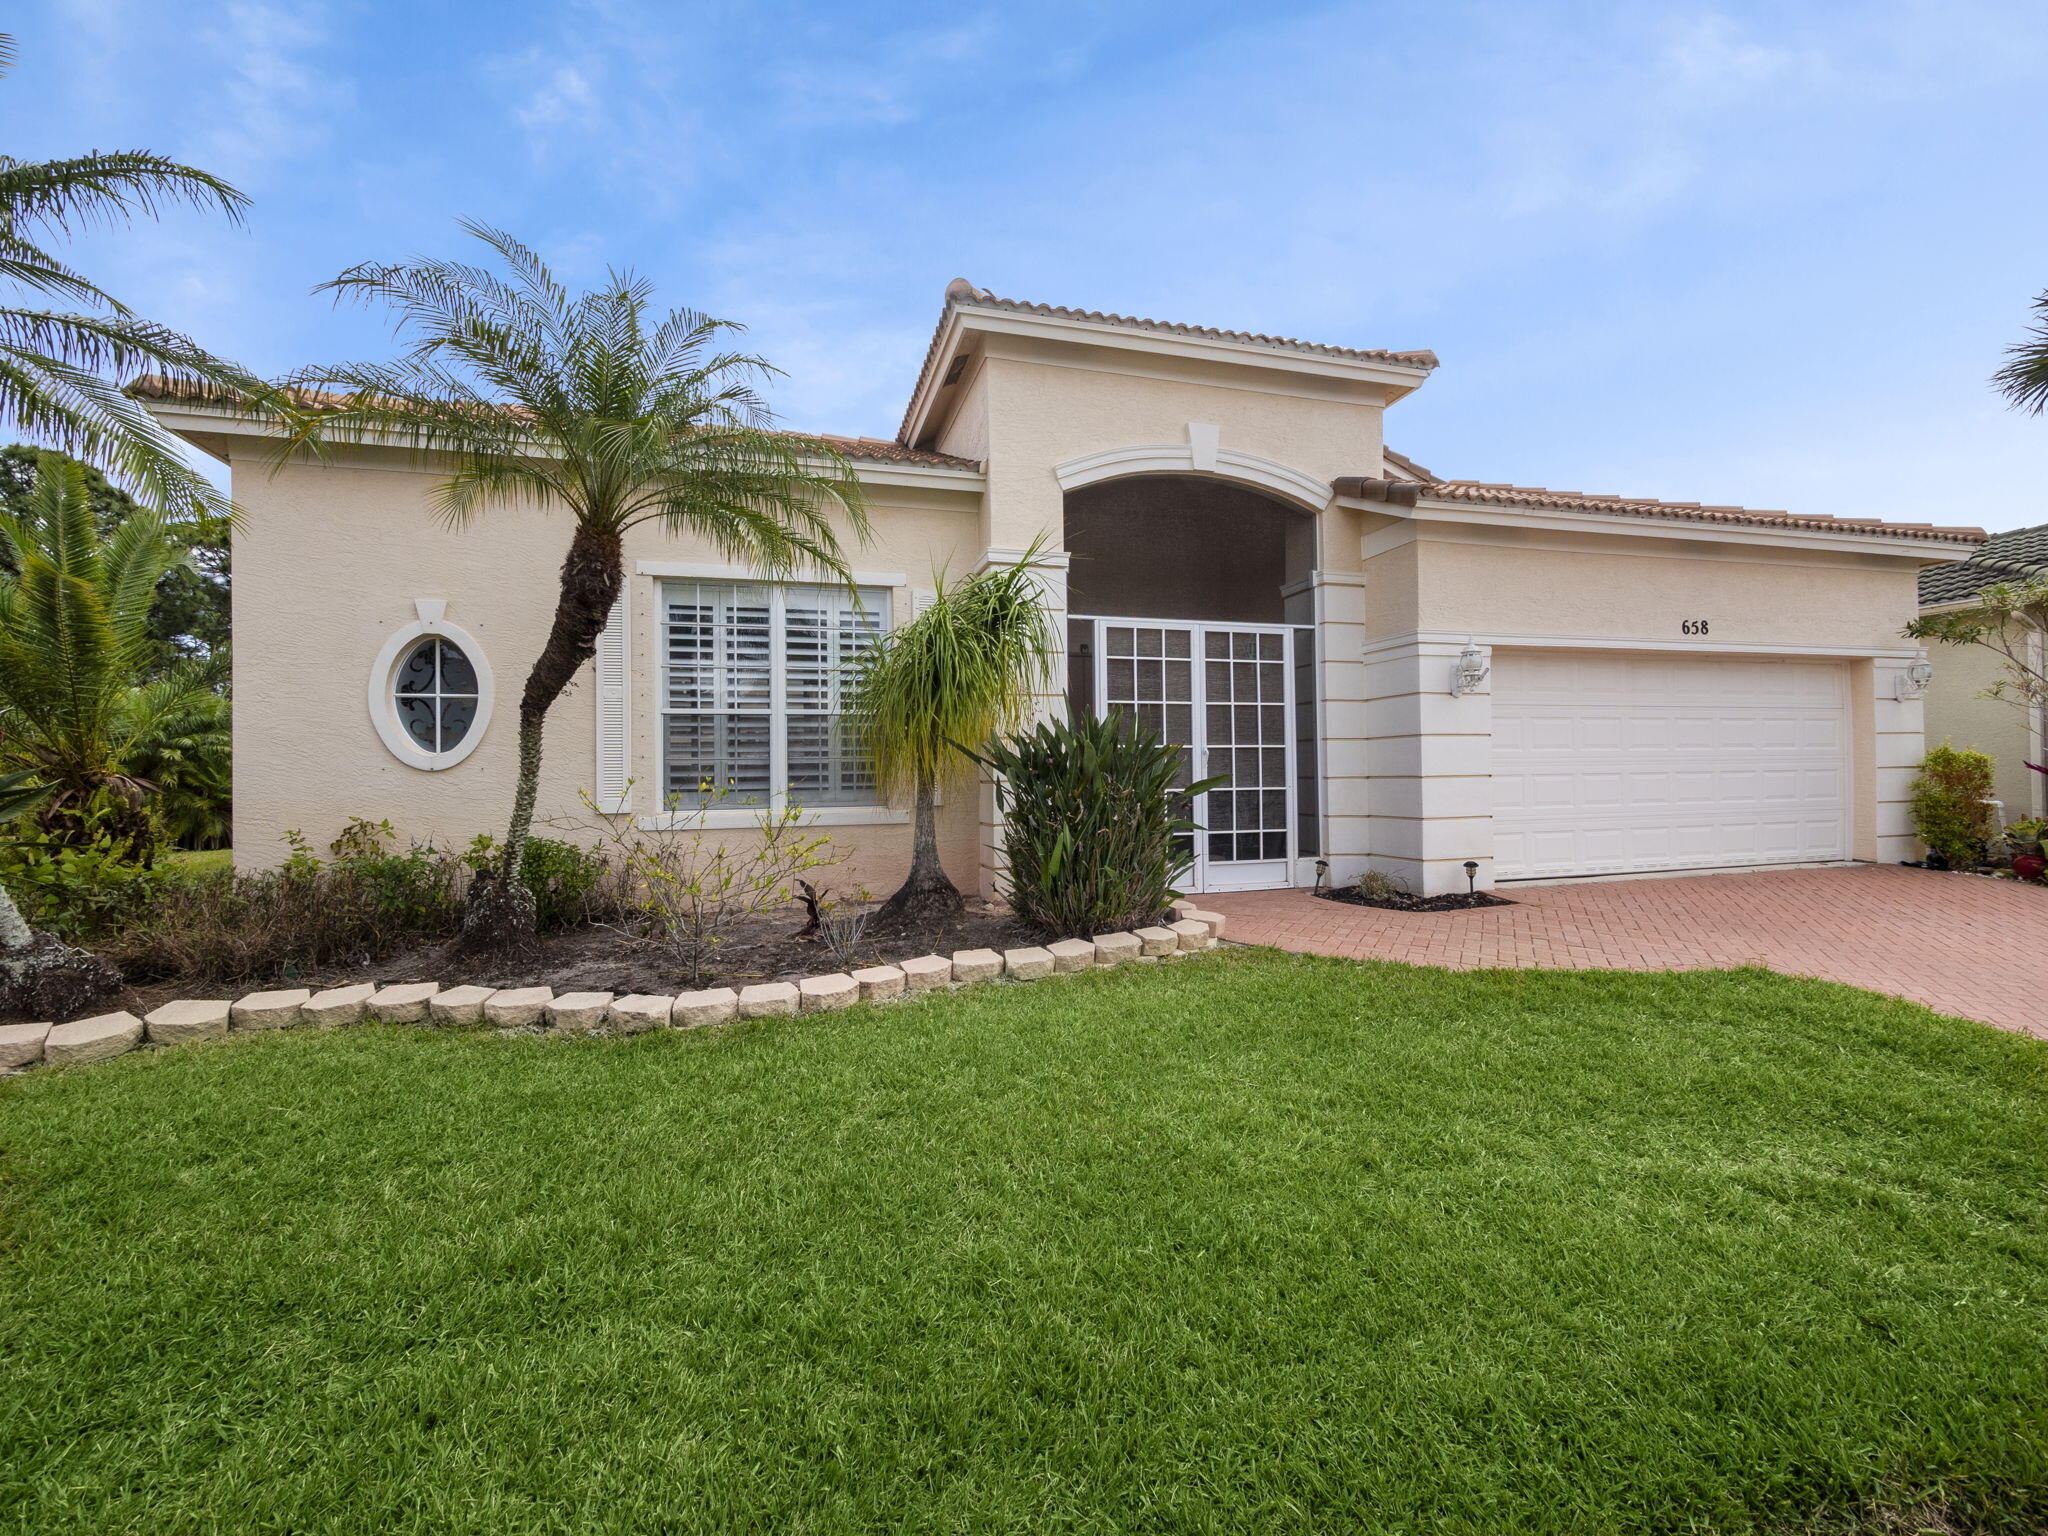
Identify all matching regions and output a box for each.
[1360,636,1496,895]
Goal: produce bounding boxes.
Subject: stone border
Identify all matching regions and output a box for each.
[0,906,1228,1074]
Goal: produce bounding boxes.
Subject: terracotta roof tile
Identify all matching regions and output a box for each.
[901,278,1437,442]
[128,376,980,470]
[1342,471,1986,545]
[939,280,1440,370]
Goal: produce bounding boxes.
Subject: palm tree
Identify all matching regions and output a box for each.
[1993,289,2048,413]
[0,455,228,844]
[275,222,871,945]
[849,552,1058,925]
[0,455,225,1011]
[0,35,261,520]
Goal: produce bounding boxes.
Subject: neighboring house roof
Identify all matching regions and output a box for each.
[125,376,982,470]
[1336,472,1988,545]
[1918,521,2048,604]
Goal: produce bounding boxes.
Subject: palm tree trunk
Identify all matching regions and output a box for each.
[0,883,32,952]
[877,768,962,926]
[461,522,625,947]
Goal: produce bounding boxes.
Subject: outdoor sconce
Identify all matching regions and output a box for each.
[1451,641,1490,697]
[1895,650,1933,702]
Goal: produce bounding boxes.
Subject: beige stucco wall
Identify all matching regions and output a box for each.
[228,448,985,894]
[1340,519,1941,891]
[1394,525,1925,647]
[975,340,1385,560]
[1922,636,2045,821]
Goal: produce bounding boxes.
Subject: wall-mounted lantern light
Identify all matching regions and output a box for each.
[1894,650,1933,702]
[1451,641,1490,698]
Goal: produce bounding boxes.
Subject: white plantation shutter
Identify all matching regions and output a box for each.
[593,595,631,813]
[657,580,885,809]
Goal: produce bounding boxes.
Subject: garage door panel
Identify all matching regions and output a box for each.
[1491,651,1849,881]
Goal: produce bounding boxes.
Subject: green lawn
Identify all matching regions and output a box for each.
[162,846,232,881]
[4,952,2045,1535]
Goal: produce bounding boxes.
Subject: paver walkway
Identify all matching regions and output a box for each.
[1203,864,2048,1036]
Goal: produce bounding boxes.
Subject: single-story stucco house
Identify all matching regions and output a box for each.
[1918,522,2047,825]
[139,281,1990,897]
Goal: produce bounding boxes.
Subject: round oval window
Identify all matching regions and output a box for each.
[394,636,480,755]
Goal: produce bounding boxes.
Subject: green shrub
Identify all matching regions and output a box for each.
[108,824,465,985]
[464,833,612,932]
[1909,743,1996,868]
[0,818,167,940]
[971,713,1220,938]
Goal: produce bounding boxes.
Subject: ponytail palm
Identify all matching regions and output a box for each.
[850,552,1058,924]
[277,221,870,944]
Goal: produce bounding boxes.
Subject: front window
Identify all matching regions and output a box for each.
[659,580,885,808]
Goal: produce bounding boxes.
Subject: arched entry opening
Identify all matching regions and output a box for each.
[1062,474,1320,892]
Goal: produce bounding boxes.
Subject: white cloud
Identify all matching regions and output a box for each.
[193,1,343,184]
[512,59,601,132]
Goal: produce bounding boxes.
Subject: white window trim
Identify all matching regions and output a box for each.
[647,578,891,823]
[366,601,495,771]
[636,558,909,587]
[635,805,910,831]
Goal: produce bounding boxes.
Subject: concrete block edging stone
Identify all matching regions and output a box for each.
[6,912,1227,1075]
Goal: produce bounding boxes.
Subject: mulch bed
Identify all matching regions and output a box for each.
[1315,886,1515,914]
[102,903,1061,1020]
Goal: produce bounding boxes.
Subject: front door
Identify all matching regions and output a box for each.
[1093,618,1295,893]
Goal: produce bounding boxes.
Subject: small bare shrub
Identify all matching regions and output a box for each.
[807,883,875,972]
[556,788,841,987]
[1353,869,1407,902]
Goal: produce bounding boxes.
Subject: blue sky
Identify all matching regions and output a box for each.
[7,0,2047,530]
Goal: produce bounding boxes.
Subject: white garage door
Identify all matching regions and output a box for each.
[1491,651,1850,882]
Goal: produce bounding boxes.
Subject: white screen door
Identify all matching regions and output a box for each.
[1094,618,1295,892]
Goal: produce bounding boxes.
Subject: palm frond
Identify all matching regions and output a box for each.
[0,151,248,237]
[851,545,1060,799]
[0,340,232,518]
[283,224,871,572]
[0,455,206,830]
[1993,290,2048,415]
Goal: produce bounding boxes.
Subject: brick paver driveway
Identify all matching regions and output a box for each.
[1203,864,2048,1036]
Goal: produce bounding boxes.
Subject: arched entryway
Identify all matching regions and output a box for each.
[1062,473,1320,892]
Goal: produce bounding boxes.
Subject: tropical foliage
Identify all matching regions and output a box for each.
[971,712,1219,936]
[0,454,230,856]
[1906,573,2048,722]
[274,221,869,944]
[1992,286,2048,414]
[0,443,230,674]
[0,34,260,520]
[849,551,1059,923]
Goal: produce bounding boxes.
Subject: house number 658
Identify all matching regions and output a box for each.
[1680,619,1710,635]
